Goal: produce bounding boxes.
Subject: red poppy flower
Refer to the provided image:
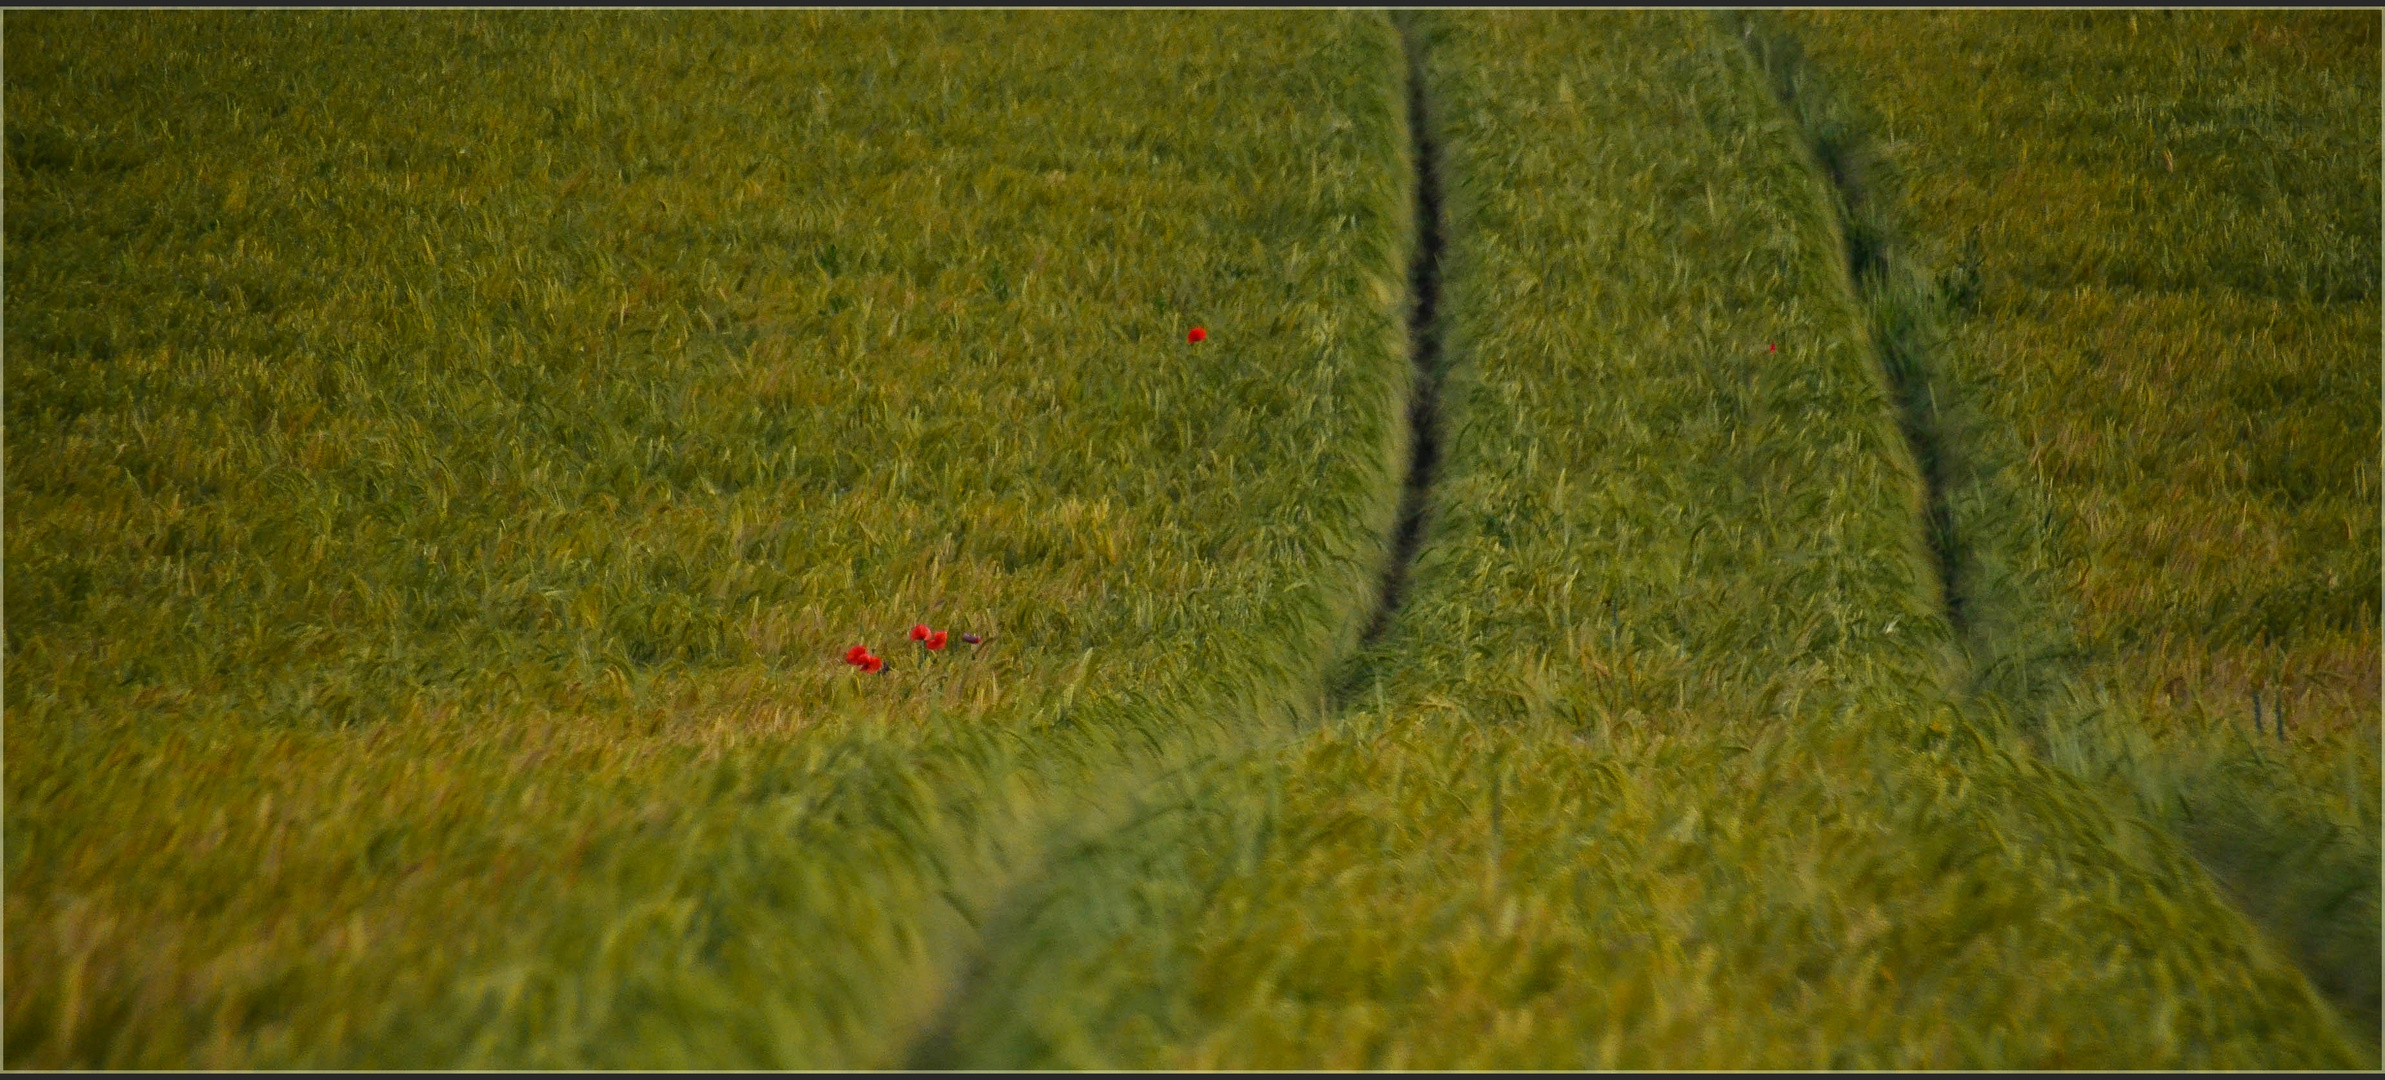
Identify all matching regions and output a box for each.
[862,654,884,673]
[845,644,870,665]
[1768,342,1777,353]
[961,633,982,645]
[927,630,948,650]
[910,624,930,642]
[1187,326,1206,344]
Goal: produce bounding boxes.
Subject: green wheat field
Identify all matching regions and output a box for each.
[5,9,2376,1069]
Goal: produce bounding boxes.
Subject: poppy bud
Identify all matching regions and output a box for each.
[961,633,982,645]
[927,630,948,650]
[1187,326,1206,344]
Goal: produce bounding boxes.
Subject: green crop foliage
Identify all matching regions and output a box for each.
[922,11,2371,1069]
[1777,9,2381,1044]
[9,9,2370,1071]
[4,10,1414,1068]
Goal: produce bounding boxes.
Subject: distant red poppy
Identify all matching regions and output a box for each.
[1187,326,1207,344]
[961,633,983,645]
[861,654,884,673]
[927,630,948,650]
[845,644,870,665]
[1768,342,1777,353]
[910,624,930,641]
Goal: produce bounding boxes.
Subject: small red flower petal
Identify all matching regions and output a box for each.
[927,630,948,650]
[863,655,884,673]
[1188,326,1206,344]
[910,624,930,641]
[1767,342,1777,353]
[845,644,870,665]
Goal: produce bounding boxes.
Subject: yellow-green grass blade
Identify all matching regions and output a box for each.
[3,10,1412,1068]
[922,11,2369,1068]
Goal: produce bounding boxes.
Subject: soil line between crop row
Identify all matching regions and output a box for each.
[1360,12,1451,650]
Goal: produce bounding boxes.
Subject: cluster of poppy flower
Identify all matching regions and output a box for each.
[845,327,1200,675]
[843,624,985,673]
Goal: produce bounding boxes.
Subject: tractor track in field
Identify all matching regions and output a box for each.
[1359,12,1451,649]
[1737,14,2384,1047]
[901,20,1451,1068]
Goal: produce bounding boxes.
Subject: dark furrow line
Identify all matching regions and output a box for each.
[1361,14,1449,649]
[1733,16,1971,638]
